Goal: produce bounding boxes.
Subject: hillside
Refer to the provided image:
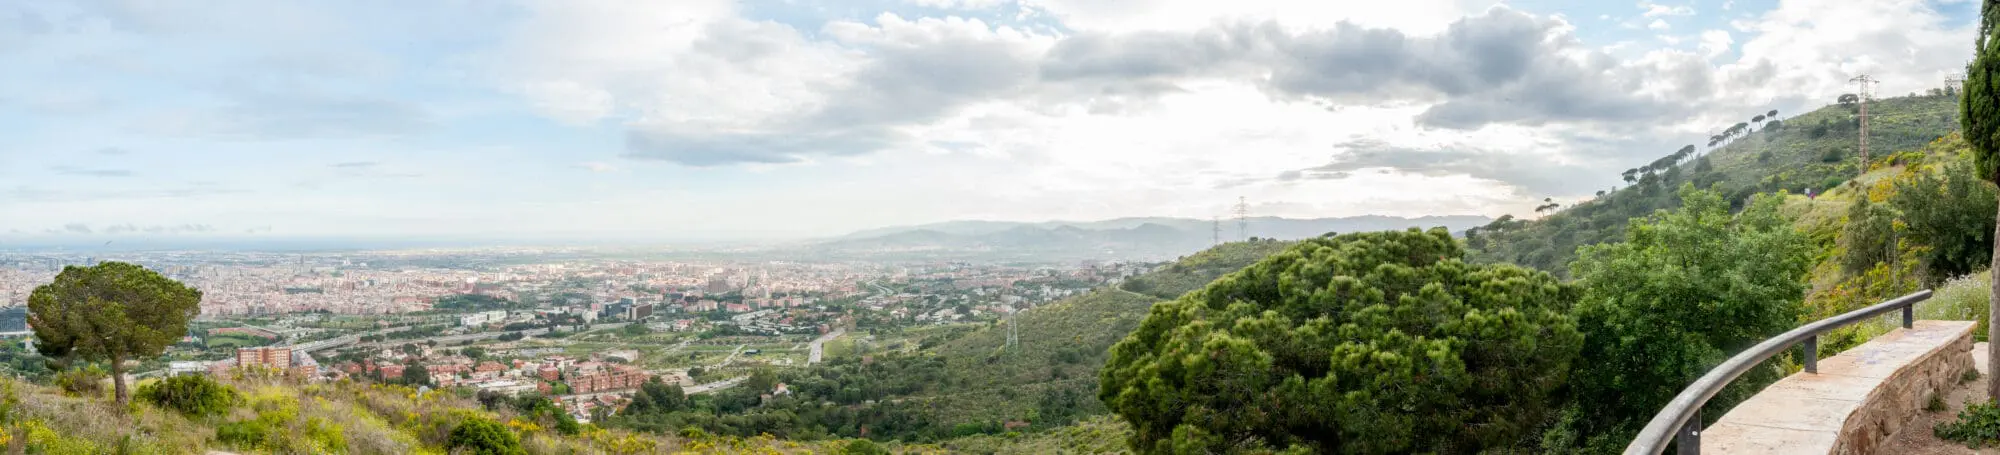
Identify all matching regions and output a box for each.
[1469,92,1960,274]
[812,216,1485,262]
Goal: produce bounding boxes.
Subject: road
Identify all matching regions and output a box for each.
[807,328,845,364]
[714,344,748,367]
[685,376,747,394]
[347,322,629,350]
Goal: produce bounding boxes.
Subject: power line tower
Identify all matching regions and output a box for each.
[1851,74,1877,175]
[1005,310,1019,351]
[1233,196,1249,241]
[1211,215,1221,246]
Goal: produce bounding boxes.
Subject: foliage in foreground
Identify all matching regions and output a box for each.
[136,375,241,418]
[1937,402,2000,448]
[1558,186,1813,451]
[1101,228,1583,454]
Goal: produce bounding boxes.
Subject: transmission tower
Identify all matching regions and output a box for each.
[1233,196,1249,241]
[1851,74,1877,175]
[1005,310,1019,350]
[1211,215,1221,246]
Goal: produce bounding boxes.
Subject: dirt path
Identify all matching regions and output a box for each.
[1882,342,2000,454]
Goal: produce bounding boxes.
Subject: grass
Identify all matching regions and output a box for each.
[0,373,875,454]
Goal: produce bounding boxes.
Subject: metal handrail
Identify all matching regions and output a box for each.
[1623,289,1934,455]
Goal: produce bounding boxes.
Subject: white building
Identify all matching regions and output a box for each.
[460,310,508,327]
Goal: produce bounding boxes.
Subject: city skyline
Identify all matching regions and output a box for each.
[1,0,1980,242]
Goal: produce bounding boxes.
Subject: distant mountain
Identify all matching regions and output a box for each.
[814,215,1490,261]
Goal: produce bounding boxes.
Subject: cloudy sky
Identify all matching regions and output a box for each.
[0,0,1980,244]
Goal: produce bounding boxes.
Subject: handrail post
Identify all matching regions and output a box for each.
[1676,409,1701,455]
[1803,335,1817,374]
[1903,304,1913,329]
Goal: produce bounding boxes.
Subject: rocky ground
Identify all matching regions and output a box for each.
[1884,342,2000,454]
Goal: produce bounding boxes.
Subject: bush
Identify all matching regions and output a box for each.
[840,439,890,455]
[1100,228,1582,454]
[1938,402,2000,448]
[448,417,526,455]
[53,365,107,397]
[135,375,240,418]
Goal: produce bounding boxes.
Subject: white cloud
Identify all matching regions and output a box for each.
[1698,30,1733,59]
[907,0,1011,9]
[1649,19,1671,30]
[576,161,620,173]
[1640,1,1696,17]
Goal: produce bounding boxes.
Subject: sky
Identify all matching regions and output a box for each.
[0,0,1982,245]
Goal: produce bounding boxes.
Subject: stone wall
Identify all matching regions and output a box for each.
[1832,322,1974,454]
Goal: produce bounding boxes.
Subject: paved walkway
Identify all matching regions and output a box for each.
[1703,320,1976,454]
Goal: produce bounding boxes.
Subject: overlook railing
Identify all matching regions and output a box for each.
[1623,289,1934,455]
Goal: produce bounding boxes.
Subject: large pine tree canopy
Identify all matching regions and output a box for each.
[1098,228,1582,454]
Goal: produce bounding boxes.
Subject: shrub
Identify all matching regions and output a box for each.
[1938,402,2000,448]
[52,366,106,397]
[840,439,890,455]
[448,417,526,455]
[135,375,240,418]
[1100,228,1582,454]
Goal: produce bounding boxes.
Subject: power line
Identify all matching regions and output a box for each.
[1851,74,1877,175]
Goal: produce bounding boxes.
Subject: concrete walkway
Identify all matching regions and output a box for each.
[1702,320,1978,454]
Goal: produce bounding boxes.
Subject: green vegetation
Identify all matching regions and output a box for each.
[1116,238,1296,299]
[28,261,203,405]
[1102,229,1582,453]
[1470,93,1960,275]
[1556,187,1813,451]
[433,294,530,312]
[135,375,241,418]
[1938,402,2000,448]
[448,417,527,455]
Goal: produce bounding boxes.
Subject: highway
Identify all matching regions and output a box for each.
[807,329,845,364]
[346,322,629,350]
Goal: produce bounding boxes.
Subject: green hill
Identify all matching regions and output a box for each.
[919,239,1295,429]
[1469,92,1961,274]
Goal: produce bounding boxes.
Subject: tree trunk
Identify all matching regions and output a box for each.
[110,355,128,405]
[1989,196,2000,403]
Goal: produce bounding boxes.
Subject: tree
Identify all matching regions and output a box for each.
[1100,228,1582,454]
[1560,186,1812,450]
[1768,109,1779,119]
[447,417,526,455]
[1839,195,1898,275]
[1840,93,1861,105]
[463,346,486,360]
[1891,149,1998,282]
[1968,0,2000,401]
[404,362,432,387]
[28,262,202,405]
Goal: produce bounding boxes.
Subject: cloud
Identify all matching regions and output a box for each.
[1640,2,1696,18]
[1648,19,1670,30]
[1698,30,1734,59]
[62,223,91,234]
[95,147,130,155]
[1283,136,1610,196]
[49,165,133,177]
[576,161,621,173]
[908,0,1011,9]
[1040,8,1688,130]
[331,161,378,168]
